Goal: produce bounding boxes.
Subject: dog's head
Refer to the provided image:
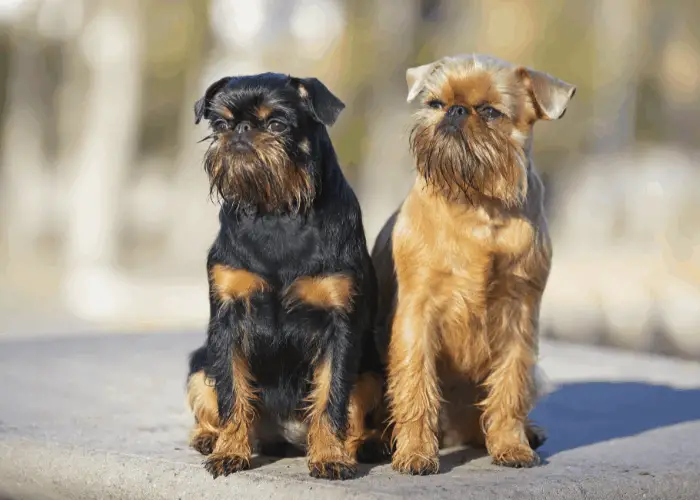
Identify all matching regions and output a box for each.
[194,72,345,214]
[406,54,575,206]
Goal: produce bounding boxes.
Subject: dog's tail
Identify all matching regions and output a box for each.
[188,345,209,380]
[533,364,555,400]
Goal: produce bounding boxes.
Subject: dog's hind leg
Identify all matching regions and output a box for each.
[344,372,390,463]
[187,369,220,455]
[204,351,257,477]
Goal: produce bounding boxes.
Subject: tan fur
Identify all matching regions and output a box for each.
[213,105,234,120]
[306,360,357,478]
[186,366,381,466]
[187,371,220,454]
[376,54,574,473]
[210,264,269,306]
[204,130,315,212]
[206,353,258,472]
[257,104,272,120]
[190,265,266,462]
[285,275,355,312]
[344,373,384,458]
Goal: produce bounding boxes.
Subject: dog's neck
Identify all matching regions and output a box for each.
[416,163,530,213]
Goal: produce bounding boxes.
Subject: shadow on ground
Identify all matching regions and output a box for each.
[532,382,700,457]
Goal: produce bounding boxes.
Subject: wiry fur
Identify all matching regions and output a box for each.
[203,124,315,213]
[186,72,387,481]
[372,54,575,475]
[409,105,525,207]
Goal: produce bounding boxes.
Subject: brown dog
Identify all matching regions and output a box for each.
[371,54,575,475]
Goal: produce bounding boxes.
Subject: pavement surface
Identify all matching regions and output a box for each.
[1,331,700,499]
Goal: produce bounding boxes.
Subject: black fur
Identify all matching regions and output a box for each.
[187,73,382,469]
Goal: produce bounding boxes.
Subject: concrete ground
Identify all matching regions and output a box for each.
[1,331,699,500]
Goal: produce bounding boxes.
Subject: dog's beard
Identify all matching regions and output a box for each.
[204,135,315,214]
[410,122,526,207]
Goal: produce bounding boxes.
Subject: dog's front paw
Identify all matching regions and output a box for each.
[392,454,439,475]
[190,432,218,455]
[308,461,357,480]
[204,453,250,478]
[491,445,540,468]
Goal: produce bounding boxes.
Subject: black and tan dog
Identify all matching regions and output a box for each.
[372,54,576,475]
[186,73,384,480]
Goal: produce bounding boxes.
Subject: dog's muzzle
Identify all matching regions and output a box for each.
[439,105,468,134]
[231,121,255,152]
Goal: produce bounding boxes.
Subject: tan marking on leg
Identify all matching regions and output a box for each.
[187,370,220,455]
[204,354,258,477]
[344,373,383,459]
[306,359,357,480]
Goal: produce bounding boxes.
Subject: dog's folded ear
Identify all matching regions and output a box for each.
[194,76,233,125]
[517,67,576,121]
[406,62,438,103]
[290,77,345,127]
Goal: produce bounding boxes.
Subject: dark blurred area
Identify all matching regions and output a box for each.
[0,0,699,358]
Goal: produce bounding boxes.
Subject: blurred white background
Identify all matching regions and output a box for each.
[1,0,699,359]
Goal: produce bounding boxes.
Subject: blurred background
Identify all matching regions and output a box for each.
[0,0,699,359]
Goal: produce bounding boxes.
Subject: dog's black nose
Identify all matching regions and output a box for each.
[234,121,253,134]
[446,105,468,118]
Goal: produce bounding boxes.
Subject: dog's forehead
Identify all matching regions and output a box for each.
[425,55,518,106]
[224,72,289,92]
[217,73,298,110]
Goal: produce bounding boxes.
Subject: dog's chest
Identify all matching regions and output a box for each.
[404,193,534,268]
[398,194,537,377]
[233,214,324,268]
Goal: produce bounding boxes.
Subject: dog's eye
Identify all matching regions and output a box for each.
[479,106,503,121]
[267,120,288,133]
[426,100,444,110]
[212,119,230,132]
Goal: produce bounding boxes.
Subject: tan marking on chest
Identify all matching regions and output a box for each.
[284,275,355,312]
[210,265,269,303]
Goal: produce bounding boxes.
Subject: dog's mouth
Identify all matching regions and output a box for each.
[203,139,316,214]
[409,122,526,207]
[436,122,463,137]
[230,136,254,153]
[437,112,467,136]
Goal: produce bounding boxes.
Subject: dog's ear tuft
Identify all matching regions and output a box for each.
[406,62,437,103]
[290,77,345,127]
[517,67,576,121]
[194,77,233,125]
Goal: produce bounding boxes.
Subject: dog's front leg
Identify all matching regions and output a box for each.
[387,297,441,475]
[306,312,360,480]
[203,302,258,478]
[481,274,544,468]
